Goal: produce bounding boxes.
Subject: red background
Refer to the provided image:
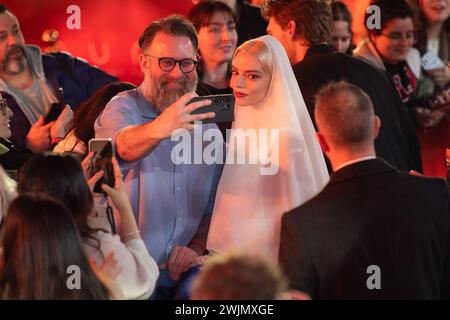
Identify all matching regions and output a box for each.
[6,0,370,85]
[7,0,194,84]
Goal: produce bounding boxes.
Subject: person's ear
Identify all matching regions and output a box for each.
[138,52,149,74]
[287,20,297,40]
[316,132,330,154]
[373,115,381,139]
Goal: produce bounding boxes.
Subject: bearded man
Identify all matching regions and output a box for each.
[0,4,116,153]
[94,15,223,299]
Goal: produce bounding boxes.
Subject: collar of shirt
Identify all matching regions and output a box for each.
[334,156,377,172]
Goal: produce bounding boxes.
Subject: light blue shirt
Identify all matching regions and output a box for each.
[94,87,223,287]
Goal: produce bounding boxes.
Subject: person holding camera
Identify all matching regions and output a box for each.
[16,153,159,300]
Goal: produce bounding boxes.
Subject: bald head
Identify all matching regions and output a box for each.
[314,81,377,149]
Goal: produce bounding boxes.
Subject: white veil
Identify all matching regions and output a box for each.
[206,36,329,262]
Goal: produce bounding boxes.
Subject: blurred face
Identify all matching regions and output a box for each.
[197,12,237,66]
[0,105,13,139]
[0,11,26,76]
[267,17,296,64]
[420,0,450,23]
[230,51,271,106]
[372,18,415,64]
[331,21,352,53]
[140,32,198,112]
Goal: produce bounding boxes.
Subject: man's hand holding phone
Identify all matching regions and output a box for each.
[150,92,215,140]
[50,105,73,140]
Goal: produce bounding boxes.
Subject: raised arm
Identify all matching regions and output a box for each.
[116,92,214,162]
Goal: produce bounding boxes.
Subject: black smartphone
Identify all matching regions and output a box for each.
[44,102,65,124]
[88,139,115,194]
[44,87,65,124]
[189,94,235,123]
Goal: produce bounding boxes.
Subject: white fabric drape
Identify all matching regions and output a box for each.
[207,36,329,262]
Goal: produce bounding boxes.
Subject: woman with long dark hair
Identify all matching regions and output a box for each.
[188,1,238,137]
[0,193,110,299]
[17,153,159,299]
[53,82,136,158]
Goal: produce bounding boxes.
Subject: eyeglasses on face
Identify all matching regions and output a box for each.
[144,54,197,73]
[379,31,416,43]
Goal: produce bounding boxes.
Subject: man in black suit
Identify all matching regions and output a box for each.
[279,81,450,299]
[261,0,422,173]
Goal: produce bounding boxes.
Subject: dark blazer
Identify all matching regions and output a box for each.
[293,45,422,173]
[236,0,267,45]
[279,158,450,299]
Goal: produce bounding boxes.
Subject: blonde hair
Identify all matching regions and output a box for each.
[233,39,274,77]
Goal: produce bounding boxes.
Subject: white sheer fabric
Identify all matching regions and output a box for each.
[207,36,329,262]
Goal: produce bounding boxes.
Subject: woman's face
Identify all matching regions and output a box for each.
[0,105,13,139]
[197,12,238,65]
[230,51,271,106]
[331,21,352,53]
[420,0,450,23]
[372,18,415,64]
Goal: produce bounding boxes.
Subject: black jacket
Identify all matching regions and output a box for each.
[280,158,450,299]
[293,45,422,173]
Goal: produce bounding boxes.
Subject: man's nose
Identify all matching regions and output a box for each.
[168,63,183,78]
[7,33,18,46]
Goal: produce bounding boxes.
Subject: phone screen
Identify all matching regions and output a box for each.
[88,139,115,193]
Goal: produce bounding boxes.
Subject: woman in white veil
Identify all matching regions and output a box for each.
[206,36,329,262]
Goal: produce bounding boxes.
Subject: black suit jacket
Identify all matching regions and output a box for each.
[280,158,450,299]
[293,45,422,173]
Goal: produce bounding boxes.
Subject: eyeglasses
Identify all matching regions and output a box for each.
[144,54,197,73]
[380,31,416,43]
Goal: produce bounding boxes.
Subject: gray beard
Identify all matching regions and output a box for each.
[1,49,27,76]
[148,73,197,113]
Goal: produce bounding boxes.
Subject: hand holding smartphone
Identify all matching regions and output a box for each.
[44,87,65,124]
[88,138,115,193]
[189,94,235,123]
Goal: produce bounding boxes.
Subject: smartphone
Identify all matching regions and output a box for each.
[44,87,65,124]
[44,102,65,124]
[189,94,235,123]
[88,138,115,194]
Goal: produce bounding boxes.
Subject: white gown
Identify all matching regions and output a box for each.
[206,36,330,262]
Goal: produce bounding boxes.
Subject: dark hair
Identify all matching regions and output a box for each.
[17,153,102,249]
[71,82,135,149]
[187,1,237,81]
[408,0,450,60]
[261,0,332,46]
[0,193,109,299]
[331,1,352,26]
[188,1,237,31]
[138,14,198,52]
[0,3,9,14]
[314,81,375,147]
[365,0,414,36]
[330,1,354,55]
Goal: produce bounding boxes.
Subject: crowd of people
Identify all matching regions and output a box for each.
[0,0,449,300]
